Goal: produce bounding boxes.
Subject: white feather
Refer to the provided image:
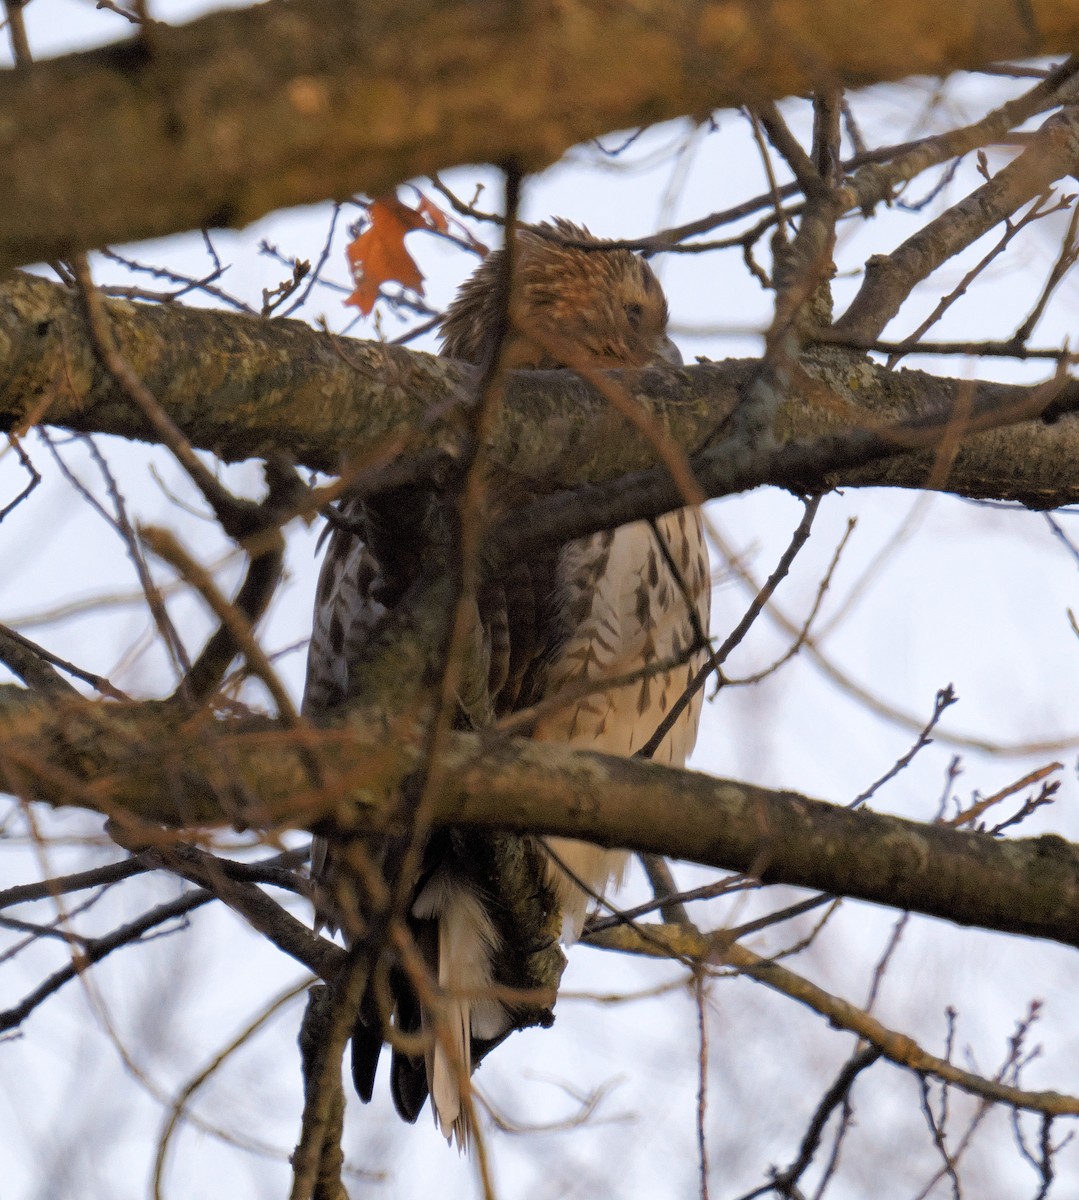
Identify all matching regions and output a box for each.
[535,511,710,939]
[412,869,510,1143]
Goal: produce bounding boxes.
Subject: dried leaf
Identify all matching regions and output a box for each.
[415,193,450,234]
[344,193,454,315]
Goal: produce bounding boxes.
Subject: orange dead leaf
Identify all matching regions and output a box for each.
[345,192,454,315]
[415,193,450,234]
[345,198,424,315]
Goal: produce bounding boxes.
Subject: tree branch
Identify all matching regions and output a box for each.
[2,686,1078,951]
[3,273,1079,518]
[2,0,1077,270]
[836,105,1079,341]
[588,923,1079,1118]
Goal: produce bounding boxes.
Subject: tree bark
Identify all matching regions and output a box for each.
[1,0,1077,271]
[1,685,1077,951]
[2,272,1079,518]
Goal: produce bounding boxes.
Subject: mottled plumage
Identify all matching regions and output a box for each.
[303,221,710,1144]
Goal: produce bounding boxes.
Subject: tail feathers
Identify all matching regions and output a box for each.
[427,990,469,1144]
[351,1019,382,1104]
[353,969,421,1114]
[389,974,428,1123]
[344,870,513,1143]
[348,859,555,1145]
[411,869,511,1145]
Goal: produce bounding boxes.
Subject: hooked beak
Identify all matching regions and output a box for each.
[654,334,683,366]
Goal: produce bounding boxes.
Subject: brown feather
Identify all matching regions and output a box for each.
[440,220,674,368]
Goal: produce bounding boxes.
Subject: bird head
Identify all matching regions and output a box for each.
[440,219,680,369]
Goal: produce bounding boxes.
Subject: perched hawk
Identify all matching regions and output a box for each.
[303,220,710,1143]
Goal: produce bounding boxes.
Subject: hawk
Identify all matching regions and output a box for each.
[303,220,710,1143]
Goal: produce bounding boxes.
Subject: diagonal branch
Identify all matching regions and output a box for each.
[836,105,1079,341]
[588,922,1079,1118]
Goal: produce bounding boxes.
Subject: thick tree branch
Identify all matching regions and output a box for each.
[2,273,1079,519]
[2,686,1078,952]
[1,0,1078,271]
[489,363,1075,564]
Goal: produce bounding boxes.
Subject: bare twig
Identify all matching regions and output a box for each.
[749,1046,880,1200]
[0,889,213,1033]
[590,923,1079,1117]
[139,526,293,721]
[850,684,958,808]
[636,495,822,760]
[0,431,40,522]
[0,622,127,699]
[71,257,265,540]
[836,105,1079,342]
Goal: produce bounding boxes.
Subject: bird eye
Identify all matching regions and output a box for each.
[624,302,643,328]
